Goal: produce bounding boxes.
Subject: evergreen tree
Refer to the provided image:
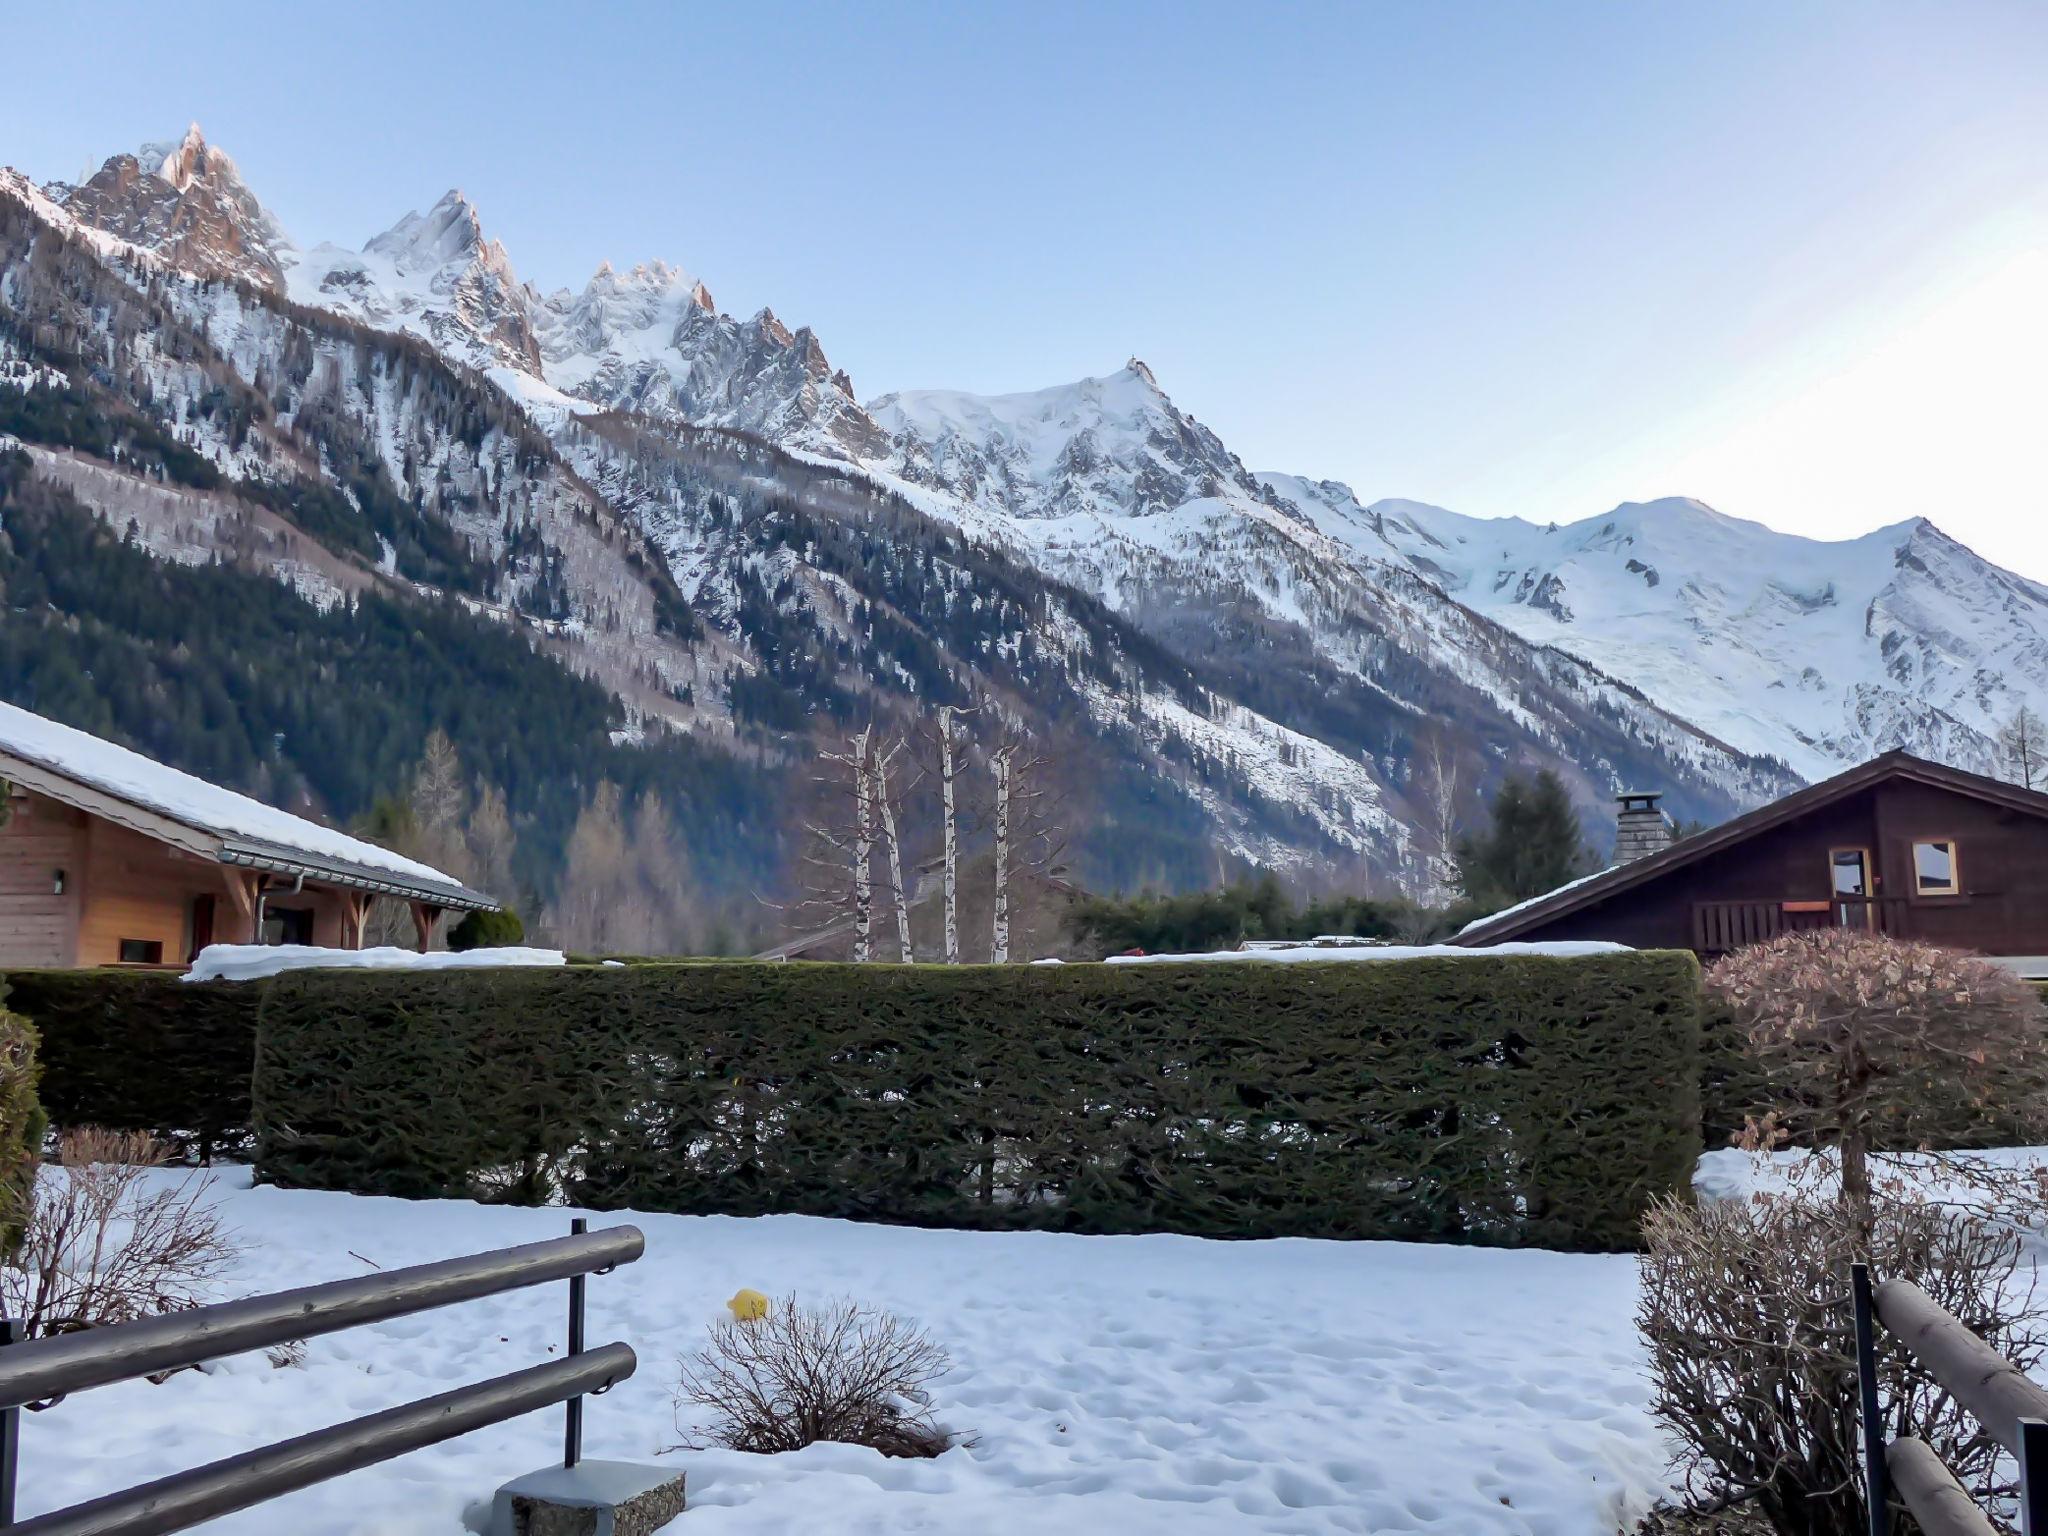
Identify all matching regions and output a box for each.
[1453,768,1592,912]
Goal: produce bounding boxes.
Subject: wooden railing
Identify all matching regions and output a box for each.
[1692,895,1908,954]
[1852,1262,2044,1536]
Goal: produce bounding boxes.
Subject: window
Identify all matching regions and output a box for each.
[117,938,164,965]
[1830,848,1870,897]
[262,906,316,946]
[1913,838,1961,897]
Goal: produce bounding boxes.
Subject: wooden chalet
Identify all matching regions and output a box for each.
[0,701,496,968]
[1456,751,2048,966]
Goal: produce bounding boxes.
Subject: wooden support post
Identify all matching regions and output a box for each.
[220,868,261,944]
[409,902,442,954]
[340,892,369,951]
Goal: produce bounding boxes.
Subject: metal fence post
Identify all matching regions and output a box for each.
[564,1218,586,1471]
[1,1317,22,1525]
[1852,1263,1886,1536]
[2021,1417,2048,1536]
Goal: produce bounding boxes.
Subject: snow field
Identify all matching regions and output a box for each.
[16,1169,1663,1535]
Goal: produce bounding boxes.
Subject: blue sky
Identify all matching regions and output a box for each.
[4,1,2046,571]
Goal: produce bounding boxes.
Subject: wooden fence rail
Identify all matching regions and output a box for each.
[1854,1262,2048,1536]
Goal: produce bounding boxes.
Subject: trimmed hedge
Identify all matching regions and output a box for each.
[0,988,46,1254]
[251,952,1704,1252]
[4,970,257,1159]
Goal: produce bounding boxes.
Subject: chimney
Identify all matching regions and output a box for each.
[1614,790,1673,863]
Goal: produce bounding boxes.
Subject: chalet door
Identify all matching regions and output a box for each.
[188,894,215,963]
[1831,848,1871,928]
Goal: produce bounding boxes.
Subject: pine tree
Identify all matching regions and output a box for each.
[1454,768,1591,912]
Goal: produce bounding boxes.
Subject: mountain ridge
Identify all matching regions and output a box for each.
[22,121,2033,906]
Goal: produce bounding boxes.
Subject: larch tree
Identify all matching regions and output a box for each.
[1999,704,2046,790]
[550,780,630,954]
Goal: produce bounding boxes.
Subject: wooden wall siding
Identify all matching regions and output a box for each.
[76,816,199,966]
[1511,779,2048,956]
[0,791,84,967]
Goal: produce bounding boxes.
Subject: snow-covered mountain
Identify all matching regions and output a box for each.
[285,188,887,460]
[32,121,2042,895]
[1264,484,2048,781]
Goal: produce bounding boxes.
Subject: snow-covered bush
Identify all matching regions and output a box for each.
[1,1128,236,1338]
[675,1296,952,1458]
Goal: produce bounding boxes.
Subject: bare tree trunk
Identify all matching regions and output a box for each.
[852,727,873,964]
[992,745,1012,964]
[1419,734,1464,904]
[875,742,912,963]
[940,706,960,965]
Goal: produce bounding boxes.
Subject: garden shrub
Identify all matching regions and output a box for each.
[448,908,526,951]
[0,988,47,1255]
[4,970,258,1159]
[676,1296,953,1458]
[252,952,1703,1251]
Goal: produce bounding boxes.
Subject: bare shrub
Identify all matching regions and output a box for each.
[675,1296,953,1458]
[1641,1190,2044,1535]
[0,1128,237,1338]
[1707,930,2048,1225]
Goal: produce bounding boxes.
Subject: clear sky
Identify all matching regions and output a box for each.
[4,2,2046,572]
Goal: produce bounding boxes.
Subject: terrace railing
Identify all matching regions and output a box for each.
[1852,1261,2048,1536]
[1693,895,1908,954]
[0,1217,643,1536]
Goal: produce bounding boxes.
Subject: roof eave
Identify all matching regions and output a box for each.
[217,841,499,912]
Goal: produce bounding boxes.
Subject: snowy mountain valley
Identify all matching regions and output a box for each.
[4,124,2040,917]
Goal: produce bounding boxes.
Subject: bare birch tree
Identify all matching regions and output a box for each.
[991,743,1014,964]
[984,727,1067,964]
[791,729,882,961]
[1410,726,1472,905]
[873,739,914,963]
[940,707,962,964]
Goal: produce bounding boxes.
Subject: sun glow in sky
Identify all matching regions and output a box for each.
[1553,228,2048,568]
[2,1,2045,573]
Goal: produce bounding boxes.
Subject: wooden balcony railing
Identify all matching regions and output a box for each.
[1692,895,1908,954]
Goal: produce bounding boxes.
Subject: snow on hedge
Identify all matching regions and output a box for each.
[1106,939,1629,965]
[183,944,565,983]
[14,1169,1670,1534]
[0,699,456,885]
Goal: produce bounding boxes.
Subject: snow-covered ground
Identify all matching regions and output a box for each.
[17,1169,1664,1536]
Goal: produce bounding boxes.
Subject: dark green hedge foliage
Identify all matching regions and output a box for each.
[5,970,257,1159]
[252,952,1703,1251]
[0,987,48,1254]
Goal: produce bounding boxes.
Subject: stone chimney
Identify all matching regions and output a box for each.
[1614,790,1674,863]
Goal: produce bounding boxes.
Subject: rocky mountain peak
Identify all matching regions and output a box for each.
[365,189,506,277]
[53,123,294,292]
[141,123,217,191]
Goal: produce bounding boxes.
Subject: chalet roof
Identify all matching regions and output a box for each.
[0,700,497,911]
[1454,750,2048,946]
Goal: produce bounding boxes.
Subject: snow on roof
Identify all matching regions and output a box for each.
[1106,940,1629,966]
[0,699,458,887]
[1456,867,1621,939]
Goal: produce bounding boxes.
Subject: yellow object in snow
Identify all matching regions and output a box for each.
[727,1288,770,1322]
